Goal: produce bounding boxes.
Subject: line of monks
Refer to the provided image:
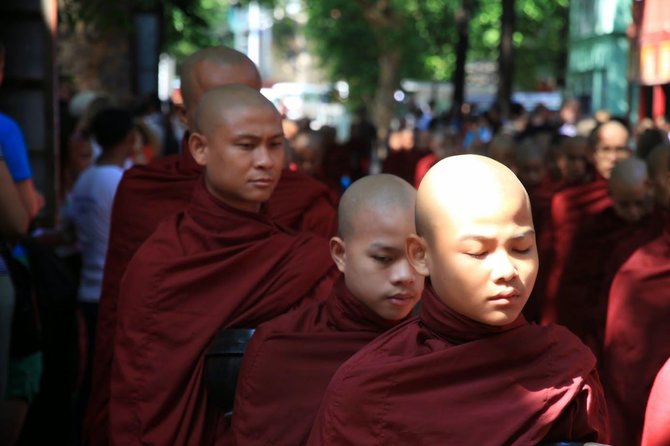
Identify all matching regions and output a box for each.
[79,45,669,445]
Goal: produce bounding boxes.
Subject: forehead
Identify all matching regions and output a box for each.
[216,104,282,134]
[611,181,648,200]
[348,205,414,240]
[599,125,628,144]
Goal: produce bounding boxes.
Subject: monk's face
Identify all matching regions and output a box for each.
[557,141,588,185]
[518,157,546,188]
[593,125,631,179]
[332,206,424,321]
[610,181,653,223]
[420,191,538,326]
[292,136,322,176]
[201,104,285,212]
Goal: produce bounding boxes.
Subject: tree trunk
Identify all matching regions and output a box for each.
[372,49,401,145]
[497,0,515,120]
[453,0,471,109]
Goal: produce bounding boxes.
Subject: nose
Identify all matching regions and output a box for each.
[254,145,276,169]
[390,258,416,287]
[490,250,517,283]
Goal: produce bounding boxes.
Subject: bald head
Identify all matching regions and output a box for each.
[194,84,278,137]
[609,157,653,223]
[416,155,531,241]
[515,140,547,188]
[338,174,416,240]
[179,46,262,130]
[591,120,632,179]
[487,134,517,172]
[646,144,670,209]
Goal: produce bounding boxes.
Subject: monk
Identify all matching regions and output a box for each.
[600,147,670,446]
[542,120,632,325]
[108,85,337,445]
[641,357,670,446]
[307,155,609,445]
[548,158,653,356]
[84,47,336,445]
[232,174,424,446]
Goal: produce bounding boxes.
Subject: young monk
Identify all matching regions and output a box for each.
[547,157,653,356]
[600,147,670,446]
[84,46,337,445]
[307,155,609,445]
[109,85,337,445]
[232,174,424,446]
[542,121,632,326]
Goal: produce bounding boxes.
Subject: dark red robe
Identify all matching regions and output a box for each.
[548,206,644,356]
[414,152,437,188]
[542,176,612,326]
[109,178,337,445]
[232,276,410,446]
[84,148,338,445]
[642,357,670,446]
[601,221,670,446]
[306,286,610,445]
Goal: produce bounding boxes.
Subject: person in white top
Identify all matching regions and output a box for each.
[61,107,135,427]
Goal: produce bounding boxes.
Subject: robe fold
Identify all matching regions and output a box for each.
[232,276,408,446]
[542,175,611,326]
[548,206,640,356]
[307,285,609,446]
[108,178,337,446]
[601,221,670,446]
[642,357,670,446]
[84,146,338,444]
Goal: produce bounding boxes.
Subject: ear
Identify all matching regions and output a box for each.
[189,132,208,167]
[406,234,430,277]
[329,237,346,273]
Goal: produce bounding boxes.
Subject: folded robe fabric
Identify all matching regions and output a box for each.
[542,176,611,325]
[307,285,610,446]
[601,222,670,446]
[232,276,408,446]
[108,178,337,445]
[84,146,338,445]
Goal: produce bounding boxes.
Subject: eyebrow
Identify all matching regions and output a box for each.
[368,243,402,251]
[232,132,284,139]
[458,230,535,242]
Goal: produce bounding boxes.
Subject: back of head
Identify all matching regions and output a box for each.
[608,156,653,223]
[179,46,262,129]
[515,138,547,188]
[637,128,667,160]
[90,107,134,151]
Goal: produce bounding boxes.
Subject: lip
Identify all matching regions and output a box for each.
[488,290,521,302]
[250,178,275,187]
[387,293,414,306]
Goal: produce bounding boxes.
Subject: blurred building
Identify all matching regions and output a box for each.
[566,0,632,116]
[637,0,670,120]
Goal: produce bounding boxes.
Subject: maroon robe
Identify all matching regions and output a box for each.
[549,206,642,356]
[84,147,338,445]
[600,221,670,446]
[523,176,563,323]
[642,357,670,446]
[542,176,611,326]
[307,286,609,445]
[232,276,410,446]
[109,178,337,445]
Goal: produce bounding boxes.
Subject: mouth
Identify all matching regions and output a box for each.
[488,290,521,303]
[387,293,415,307]
[250,178,275,187]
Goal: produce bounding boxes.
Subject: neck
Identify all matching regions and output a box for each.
[96,146,127,167]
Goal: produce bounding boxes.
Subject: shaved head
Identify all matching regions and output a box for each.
[609,157,653,223]
[487,134,518,172]
[416,154,531,241]
[409,154,538,326]
[338,174,416,239]
[591,120,632,179]
[194,84,278,137]
[179,46,262,129]
[515,140,547,188]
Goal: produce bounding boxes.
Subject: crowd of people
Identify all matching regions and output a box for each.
[1,41,669,445]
